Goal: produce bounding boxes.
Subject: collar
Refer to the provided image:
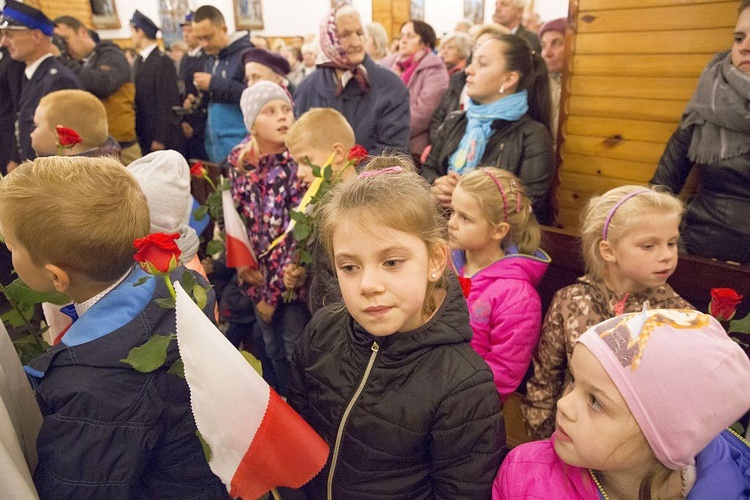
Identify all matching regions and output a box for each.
[188,46,202,57]
[24,52,52,79]
[139,42,158,60]
[74,267,133,317]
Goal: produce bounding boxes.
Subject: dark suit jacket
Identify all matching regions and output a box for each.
[134,47,180,154]
[17,55,82,161]
[0,48,24,169]
[516,25,542,53]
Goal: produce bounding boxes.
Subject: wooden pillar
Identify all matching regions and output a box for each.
[372,0,410,42]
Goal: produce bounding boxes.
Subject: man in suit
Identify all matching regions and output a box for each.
[0,46,24,174]
[129,10,180,155]
[493,0,541,53]
[178,11,208,161]
[0,0,82,165]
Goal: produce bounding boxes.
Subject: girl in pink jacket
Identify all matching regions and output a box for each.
[448,167,550,401]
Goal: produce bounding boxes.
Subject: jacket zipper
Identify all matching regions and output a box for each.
[327,341,380,500]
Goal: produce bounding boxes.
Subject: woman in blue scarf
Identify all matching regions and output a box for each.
[422,34,556,225]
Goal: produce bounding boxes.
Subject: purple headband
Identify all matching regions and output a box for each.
[357,166,403,179]
[602,189,651,240]
[481,169,509,221]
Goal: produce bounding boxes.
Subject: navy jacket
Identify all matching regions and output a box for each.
[26,267,228,499]
[293,55,410,156]
[134,47,181,153]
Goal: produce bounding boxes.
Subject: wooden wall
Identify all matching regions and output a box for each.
[372,0,410,41]
[26,0,93,27]
[556,0,737,229]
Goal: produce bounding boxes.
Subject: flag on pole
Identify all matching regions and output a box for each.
[221,189,259,270]
[174,282,329,499]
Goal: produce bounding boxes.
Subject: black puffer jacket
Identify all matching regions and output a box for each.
[422,111,555,225]
[651,122,750,264]
[289,278,505,500]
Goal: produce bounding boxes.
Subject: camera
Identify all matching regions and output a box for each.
[52,34,69,59]
[171,92,206,123]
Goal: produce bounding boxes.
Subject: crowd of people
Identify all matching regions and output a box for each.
[1,0,750,498]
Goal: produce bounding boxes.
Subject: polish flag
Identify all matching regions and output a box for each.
[221,189,258,270]
[174,282,329,499]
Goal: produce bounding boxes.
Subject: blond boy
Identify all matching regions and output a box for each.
[0,157,226,498]
[283,107,357,314]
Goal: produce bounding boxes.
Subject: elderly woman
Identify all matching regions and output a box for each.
[365,22,389,64]
[422,34,555,225]
[438,31,471,76]
[380,20,449,159]
[651,3,750,264]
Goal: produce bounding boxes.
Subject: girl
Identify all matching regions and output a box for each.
[422,33,555,225]
[496,308,750,499]
[227,81,310,397]
[288,156,505,499]
[448,167,550,400]
[522,186,691,440]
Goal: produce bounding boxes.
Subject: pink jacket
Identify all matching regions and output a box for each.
[457,247,550,400]
[494,438,601,499]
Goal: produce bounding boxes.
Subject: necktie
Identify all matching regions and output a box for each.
[133,54,143,80]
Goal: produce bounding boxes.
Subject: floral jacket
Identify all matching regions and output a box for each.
[228,137,302,307]
[521,274,691,439]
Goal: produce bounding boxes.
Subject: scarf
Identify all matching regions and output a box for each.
[449,90,529,174]
[682,50,750,164]
[316,4,370,97]
[396,48,428,86]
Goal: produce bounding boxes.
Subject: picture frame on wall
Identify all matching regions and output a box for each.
[90,0,121,29]
[411,0,425,21]
[463,0,485,25]
[234,0,264,30]
[331,0,352,6]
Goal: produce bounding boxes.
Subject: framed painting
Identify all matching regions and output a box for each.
[463,0,485,25]
[411,0,425,21]
[331,0,352,6]
[234,0,264,30]
[90,0,121,30]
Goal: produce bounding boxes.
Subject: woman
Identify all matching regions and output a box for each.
[422,34,555,225]
[365,22,390,64]
[380,20,449,159]
[438,31,472,76]
[650,2,750,264]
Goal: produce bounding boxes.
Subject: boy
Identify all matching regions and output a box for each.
[31,89,121,158]
[0,157,227,499]
[283,108,357,314]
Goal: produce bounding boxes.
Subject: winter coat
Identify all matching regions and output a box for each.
[293,54,410,156]
[288,277,505,499]
[651,121,750,263]
[133,47,180,153]
[25,266,228,499]
[521,274,691,440]
[457,247,550,400]
[380,50,449,155]
[422,111,555,225]
[429,70,466,144]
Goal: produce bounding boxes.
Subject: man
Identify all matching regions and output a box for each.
[53,15,141,164]
[189,5,252,163]
[178,10,208,161]
[0,45,24,174]
[0,0,81,165]
[493,0,541,53]
[129,10,180,155]
[294,4,409,155]
[539,17,565,138]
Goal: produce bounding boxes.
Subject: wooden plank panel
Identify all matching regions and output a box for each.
[556,206,583,230]
[566,116,676,143]
[560,171,646,195]
[563,135,665,164]
[576,4,736,33]
[567,96,685,123]
[557,188,595,211]
[561,153,658,183]
[569,75,697,100]
[575,28,731,55]
[573,53,713,78]
[580,0,733,11]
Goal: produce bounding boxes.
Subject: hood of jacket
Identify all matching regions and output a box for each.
[217,31,251,60]
[456,246,551,289]
[687,429,750,498]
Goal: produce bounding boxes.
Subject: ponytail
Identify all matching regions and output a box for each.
[528,53,552,133]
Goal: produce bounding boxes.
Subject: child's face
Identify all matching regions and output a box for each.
[554,345,656,473]
[332,220,443,336]
[447,185,502,251]
[0,221,55,293]
[600,211,680,293]
[251,99,293,148]
[30,106,58,157]
[287,139,332,186]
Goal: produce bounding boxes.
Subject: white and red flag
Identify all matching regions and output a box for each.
[174,282,328,499]
[221,189,259,270]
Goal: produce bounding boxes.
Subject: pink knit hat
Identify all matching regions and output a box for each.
[577,308,750,470]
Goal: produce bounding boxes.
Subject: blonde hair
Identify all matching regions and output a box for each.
[285,108,355,153]
[37,90,108,149]
[580,185,684,278]
[317,154,448,316]
[472,23,511,43]
[0,156,150,282]
[457,167,541,255]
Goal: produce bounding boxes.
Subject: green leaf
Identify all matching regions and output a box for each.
[323,165,332,181]
[13,334,50,365]
[311,164,321,178]
[120,334,175,373]
[205,239,224,255]
[2,308,26,328]
[240,349,263,376]
[196,430,212,462]
[180,270,197,295]
[168,358,185,378]
[192,284,208,310]
[154,297,176,309]
[219,177,231,191]
[292,223,312,241]
[4,278,70,306]
[729,314,750,334]
[299,249,314,266]
[193,204,209,221]
[289,209,306,222]
[132,276,151,287]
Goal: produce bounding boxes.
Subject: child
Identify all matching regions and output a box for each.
[0,157,226,498]
[522,185,691,440]
[288,158,505,499]
[283,107,357,314]
[495,308,750,498]
[448,167,550,400]
[30,89,121,158]
[227,80,310,397]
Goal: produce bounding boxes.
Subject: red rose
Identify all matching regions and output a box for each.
[458,275,471,299]
[133,232,181,275]
[709,288,743,321]
[346,145,368,165]
[190,161,207,178]
[55,126,83,148]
